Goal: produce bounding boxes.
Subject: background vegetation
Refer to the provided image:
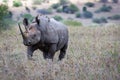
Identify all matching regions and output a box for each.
[0,0,120,80]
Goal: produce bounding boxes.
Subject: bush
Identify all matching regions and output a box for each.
[100,0,108,3]
[108,15,120,20]
[5,11,13,18]
[53,15,63,21]
[0,4,8,19]
[99,5,112,12]
[83,6,87,12]
[60,0,69,5]
[63,20,82,26]
[76,12,81,18]
[93,17,107,23]
[3,0,8,3]
[63,4,79,13]
[83,11,93,18]
[112,0,118,3]
[94,9,101,13]
[69,4,79,13]
[62,5,69,13]
[13,0,22,7]
[32,6,37,10]
[51,3,60,9]
[56,7,63,13]
[0,4,14,30]
[33,0,43,5]
[22,13,34,22]
[85,2,95,7]
[37,8,53,14]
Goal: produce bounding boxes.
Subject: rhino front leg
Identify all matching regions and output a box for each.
[27,46,37,60]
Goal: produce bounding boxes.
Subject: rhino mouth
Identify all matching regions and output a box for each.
[23,41,32,46]
[24,41,39,46]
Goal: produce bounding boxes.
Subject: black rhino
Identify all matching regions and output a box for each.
[18,15,69,60]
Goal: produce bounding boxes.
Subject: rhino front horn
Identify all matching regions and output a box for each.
[18,23,25,39]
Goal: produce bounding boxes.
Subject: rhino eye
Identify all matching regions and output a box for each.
[31,34,35,39]
[33,34,36,37]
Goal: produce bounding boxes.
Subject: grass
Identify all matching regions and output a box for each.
[0,24,120,80]
[63,20,82,26]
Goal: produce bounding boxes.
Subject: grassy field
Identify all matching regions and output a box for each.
[0,24,120,80]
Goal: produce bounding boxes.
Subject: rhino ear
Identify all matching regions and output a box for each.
[23,18,29,26]
[35,15,40,25]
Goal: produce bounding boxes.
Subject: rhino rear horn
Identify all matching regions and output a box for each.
[35,15,40,25]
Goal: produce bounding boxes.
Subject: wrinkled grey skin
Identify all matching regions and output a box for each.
[19,15,69,60]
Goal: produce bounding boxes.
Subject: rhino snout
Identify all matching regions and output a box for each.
[23,40,32,46]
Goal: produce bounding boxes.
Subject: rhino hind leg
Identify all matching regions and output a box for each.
[43,52,48,59]
[59,43,68,61]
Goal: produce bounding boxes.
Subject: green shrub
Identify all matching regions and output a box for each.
[62,5,70,13]
[99,5,112,12]
[0,4,8,19]
[32,6,37,10]
[0,4,14,30]
[85,2,94,7]
[37,8,53,14]
[33,0,43,5]
[83,6,87,12]
[83,11,93,18]
[51,3,60,9]
[108,15,120,20]
[94,9,101,13]
[76,12,81,18]
[112,0,118,3]
[100,0,108,3]
[56,7,63,13]
[6,11,13,18]
[62,4,79,13]
[60,0,69,5]
[63,20,82,26]
[69,4,79,13]
[93,17,107,23]
[13,0,22,7]
[3,0,8,3]
[53,15,63,21]
[22,13,34,22]
[98,17,107,23]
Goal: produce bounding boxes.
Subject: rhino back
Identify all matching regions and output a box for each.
[38,16,68,47]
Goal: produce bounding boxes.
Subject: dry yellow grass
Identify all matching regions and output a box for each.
[0,24,120,80]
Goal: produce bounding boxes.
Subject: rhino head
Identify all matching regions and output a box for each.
[18,16,41,46]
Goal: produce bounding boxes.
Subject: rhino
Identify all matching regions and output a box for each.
[18,15,69,60]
